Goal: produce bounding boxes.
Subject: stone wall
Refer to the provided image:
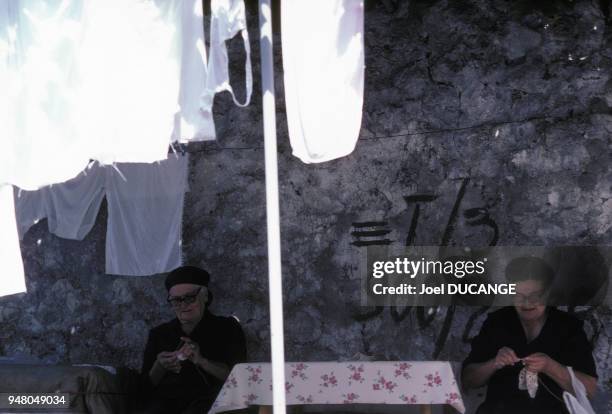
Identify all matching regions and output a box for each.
[2,0,611,411]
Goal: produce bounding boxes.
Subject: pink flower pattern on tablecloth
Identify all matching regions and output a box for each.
[210,362,465,414]
[342,393,359,404]
[243,393,258,405]
[372,371,397,393]
[394,362,412,379]
[347,364,365,385]
[399,394,418,404]
[290,363,309,380]
[246,365,263,386]
[225,374,238,389]
[446,392,460,405]
[296,394,314,403]
[424,371,442,387]
[320,372,338,388]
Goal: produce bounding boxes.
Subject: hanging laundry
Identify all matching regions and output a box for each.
[2,0,253,184]
[14,157,189,276]
[176,0,253,143]
[105,156,189,276]
[1,0,251,294]
[13,187,47,240]
[74,0,182,164]
[0,186,27,297]
[74,0,253,155]
[14,163,105,240]
[1,0,92,191]
[282,0,365,163]
[171,0,213,143]
[45,165,106,240]
[201,0,253,113]
[1,0,196,175]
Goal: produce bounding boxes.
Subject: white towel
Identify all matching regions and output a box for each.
[282,0,365,164]
[563,366,596,414]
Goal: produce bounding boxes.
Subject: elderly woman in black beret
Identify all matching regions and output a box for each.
[140,266,246,414]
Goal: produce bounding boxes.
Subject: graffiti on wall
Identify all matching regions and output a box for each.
[348,178,605,358]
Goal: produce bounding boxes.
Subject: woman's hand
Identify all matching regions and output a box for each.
[156,351,181,374]
[178,337,205,366]
[494,347,520,369]
[523,353,551,374]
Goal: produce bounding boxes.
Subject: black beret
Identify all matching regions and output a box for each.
[165,266,210,291]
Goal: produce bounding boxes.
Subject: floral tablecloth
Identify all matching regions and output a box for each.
[209,361,465,413]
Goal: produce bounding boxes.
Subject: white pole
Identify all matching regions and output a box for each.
[259,1,287,413]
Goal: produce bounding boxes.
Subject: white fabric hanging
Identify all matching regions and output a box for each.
[1,0,183,184]
[13,187,48,240]
[105,156,189,276]
[0,0,88,296]
[1,0,254,180]
[1,0,203,176]
[0,186,26,297]
[171,0,212,142]
[174,0,253,143]
[44,164,105,240]
[14,164,105,240]
[1,0,253,185]
[1,0,252,294]
[74,0,181,164]
[201,0,253,112]
[1,0,92,191]
[14,158,188,276]
[281,0,364,164]
[1,0,254,187]
[563,366,596,414]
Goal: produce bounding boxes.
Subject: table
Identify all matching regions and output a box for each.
[209,361,465,414]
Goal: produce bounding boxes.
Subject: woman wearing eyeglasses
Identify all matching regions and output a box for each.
[139,266,246,414]
[461,256,598,414]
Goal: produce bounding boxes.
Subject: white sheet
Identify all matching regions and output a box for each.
[105,156,189,276]
[282,0,364,164]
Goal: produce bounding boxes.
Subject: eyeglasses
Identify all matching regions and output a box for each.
[514,290,546,305]
[167,288,202,308]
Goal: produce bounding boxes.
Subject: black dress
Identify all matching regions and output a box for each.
[140,310,246,414]
[462,307,597,414]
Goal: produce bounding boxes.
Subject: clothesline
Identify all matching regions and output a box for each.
[173,112,571,154]
[10,110,570,163]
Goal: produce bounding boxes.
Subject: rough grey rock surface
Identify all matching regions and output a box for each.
[1,0,611,411]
